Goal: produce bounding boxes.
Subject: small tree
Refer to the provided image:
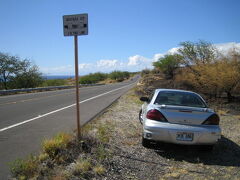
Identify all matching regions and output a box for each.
[177,40,217,90]
[108,71,129,81]
[179,40,216,65]
[176,41,240,101]
[216,51,240,101]
[10,65,43,89]
[153,54,182,79]
[0,52,19,89]
[0,52,43,89]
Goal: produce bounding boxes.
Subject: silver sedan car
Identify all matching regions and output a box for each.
[139,89,221,149]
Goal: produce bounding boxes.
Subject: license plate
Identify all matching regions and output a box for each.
[176,132,194,141]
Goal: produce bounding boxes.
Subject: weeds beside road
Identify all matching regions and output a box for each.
[10,86,240,179]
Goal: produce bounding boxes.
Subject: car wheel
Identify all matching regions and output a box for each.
[142,137,152,148]
[139,109,143,124]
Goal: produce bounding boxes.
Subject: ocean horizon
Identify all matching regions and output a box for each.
[42,75,75,80]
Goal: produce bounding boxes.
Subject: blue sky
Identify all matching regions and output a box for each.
[0,0,240,75]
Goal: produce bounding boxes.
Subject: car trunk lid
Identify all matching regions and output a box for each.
[155,105,213,125]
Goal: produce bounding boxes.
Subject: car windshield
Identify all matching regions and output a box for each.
[154,91,206,108]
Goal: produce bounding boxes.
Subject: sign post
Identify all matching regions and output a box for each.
[63,13,88,139]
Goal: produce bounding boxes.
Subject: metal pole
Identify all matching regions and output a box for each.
[74,35,80,139]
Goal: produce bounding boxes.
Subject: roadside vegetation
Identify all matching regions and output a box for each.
[40,78,73,87]
[0,52,134,92]
[0,52,72,90]
[79,71,133,84]
[0,52,43,90]
[9,128,111,179]
[79,72,108,84]
[148,40,240,103]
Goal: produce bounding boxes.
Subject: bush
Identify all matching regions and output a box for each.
[41,79,67,87]
[108,71,130,81]
[176,40,240,101]
[79,72,107,84]
[79,71,130,84]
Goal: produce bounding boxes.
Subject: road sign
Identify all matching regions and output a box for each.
[63,14,88,36]
[63,13,89,139]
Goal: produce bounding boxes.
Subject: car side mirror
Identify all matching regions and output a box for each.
[140,97,149,102]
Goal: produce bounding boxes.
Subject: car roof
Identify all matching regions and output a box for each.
[154,88,199,95]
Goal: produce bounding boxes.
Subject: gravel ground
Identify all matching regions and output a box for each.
[94,88,240,180]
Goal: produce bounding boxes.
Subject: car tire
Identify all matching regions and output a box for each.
[142,137,152,148]
[139,109,143,124]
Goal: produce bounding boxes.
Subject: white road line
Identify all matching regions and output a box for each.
[0,83,133,132]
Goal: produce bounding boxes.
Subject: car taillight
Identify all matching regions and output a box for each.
[146,109,168,122]
[202,114,220,125]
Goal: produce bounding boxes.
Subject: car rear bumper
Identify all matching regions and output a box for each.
[143,120,221,145]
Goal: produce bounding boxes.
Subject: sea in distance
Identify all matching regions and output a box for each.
[43,75,74,80]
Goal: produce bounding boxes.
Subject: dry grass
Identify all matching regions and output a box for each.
[93,164,106,175]
[72,158,91,175]
[38,153,49,162]
[234,115,240,120]
[42,133,73,158]
[9,155,38,179]
[51,176,67,180]
[217,109,230,116]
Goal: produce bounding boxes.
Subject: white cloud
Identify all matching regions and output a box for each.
[97,59,118,68]
[167,47,180,55]
[156,42,240,58]
[79,63,92,70]
[153,53,164,62]
[127,55,150,66]
[214,42,240,55]
[41,42,240,75]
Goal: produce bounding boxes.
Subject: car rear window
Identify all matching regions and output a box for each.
[154,91,206,108]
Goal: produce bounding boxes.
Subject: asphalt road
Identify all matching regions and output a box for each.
[0,75,139,179]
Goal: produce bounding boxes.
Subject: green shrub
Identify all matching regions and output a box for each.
[41,79,67,87]
[79,71,131,84]
[108,71,130,81]
[79,72,108,84]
